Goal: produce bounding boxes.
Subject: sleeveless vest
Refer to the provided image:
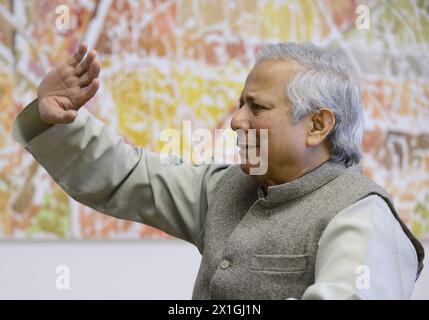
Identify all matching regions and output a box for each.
[192,160,424,299]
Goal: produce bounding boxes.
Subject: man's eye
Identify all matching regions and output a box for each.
[252,103,264,110]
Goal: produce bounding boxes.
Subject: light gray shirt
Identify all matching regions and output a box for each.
[300,194,418,299]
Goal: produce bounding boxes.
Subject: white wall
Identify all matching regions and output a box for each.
[0,240,201,299]
[0,240,428,299]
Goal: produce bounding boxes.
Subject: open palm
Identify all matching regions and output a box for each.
[37,43,101,124]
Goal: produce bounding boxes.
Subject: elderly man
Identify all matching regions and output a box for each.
[12,42,424,299]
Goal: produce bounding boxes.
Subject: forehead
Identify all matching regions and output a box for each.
[242,59,303,101]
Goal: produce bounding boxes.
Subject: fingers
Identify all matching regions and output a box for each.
[78,58,101,87]
[67,42,88,67]
[73,49,96,77]
[73,79,100,106]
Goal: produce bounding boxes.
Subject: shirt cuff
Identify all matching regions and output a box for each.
[12,99,53,145]
[12,99,92,178]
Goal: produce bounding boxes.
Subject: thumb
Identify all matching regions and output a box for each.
[39,100,77,124]
[62,110,78,123]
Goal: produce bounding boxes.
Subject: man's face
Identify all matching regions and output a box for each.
[230,59,311,186]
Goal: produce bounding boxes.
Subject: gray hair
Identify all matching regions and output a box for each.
[255,42,364,167]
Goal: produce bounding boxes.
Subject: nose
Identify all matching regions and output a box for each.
[230,105,250,132]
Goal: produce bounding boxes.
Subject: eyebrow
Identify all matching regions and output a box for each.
[240,93,274,108]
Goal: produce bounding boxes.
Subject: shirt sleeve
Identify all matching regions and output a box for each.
[300,194,419,300]
[12,100,229,250]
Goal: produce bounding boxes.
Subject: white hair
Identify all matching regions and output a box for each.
[255,42,364,167]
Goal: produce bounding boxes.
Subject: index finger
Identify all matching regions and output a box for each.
[67,43,88,67]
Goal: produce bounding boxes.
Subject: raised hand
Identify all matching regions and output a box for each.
[37,43,101,124]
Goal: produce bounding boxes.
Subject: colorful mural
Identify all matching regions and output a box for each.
[1,0,428,240]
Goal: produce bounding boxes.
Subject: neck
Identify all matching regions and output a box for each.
[260,155,332,189]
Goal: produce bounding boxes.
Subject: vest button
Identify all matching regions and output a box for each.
[220,259,230,269]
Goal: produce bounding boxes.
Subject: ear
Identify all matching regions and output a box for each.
[306,108,335,147]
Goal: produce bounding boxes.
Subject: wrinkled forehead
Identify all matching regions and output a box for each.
[241,59,304,99]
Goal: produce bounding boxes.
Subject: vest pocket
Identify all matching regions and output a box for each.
[250,254,309,273]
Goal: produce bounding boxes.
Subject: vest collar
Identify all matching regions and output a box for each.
[257,160,355,203]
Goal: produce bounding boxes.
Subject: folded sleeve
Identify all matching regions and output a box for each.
[12,100,228,250]
[300,195,419,300]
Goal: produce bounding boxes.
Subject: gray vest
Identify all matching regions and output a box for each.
[192,160,424,299]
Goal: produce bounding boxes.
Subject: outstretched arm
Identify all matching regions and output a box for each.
[12,44,228,250]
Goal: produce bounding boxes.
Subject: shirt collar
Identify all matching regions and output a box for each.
[257,160,359,203]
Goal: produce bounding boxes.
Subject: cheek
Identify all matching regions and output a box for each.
[267,122,306,157]
[266,118,289,145]
[251,111,304,152]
